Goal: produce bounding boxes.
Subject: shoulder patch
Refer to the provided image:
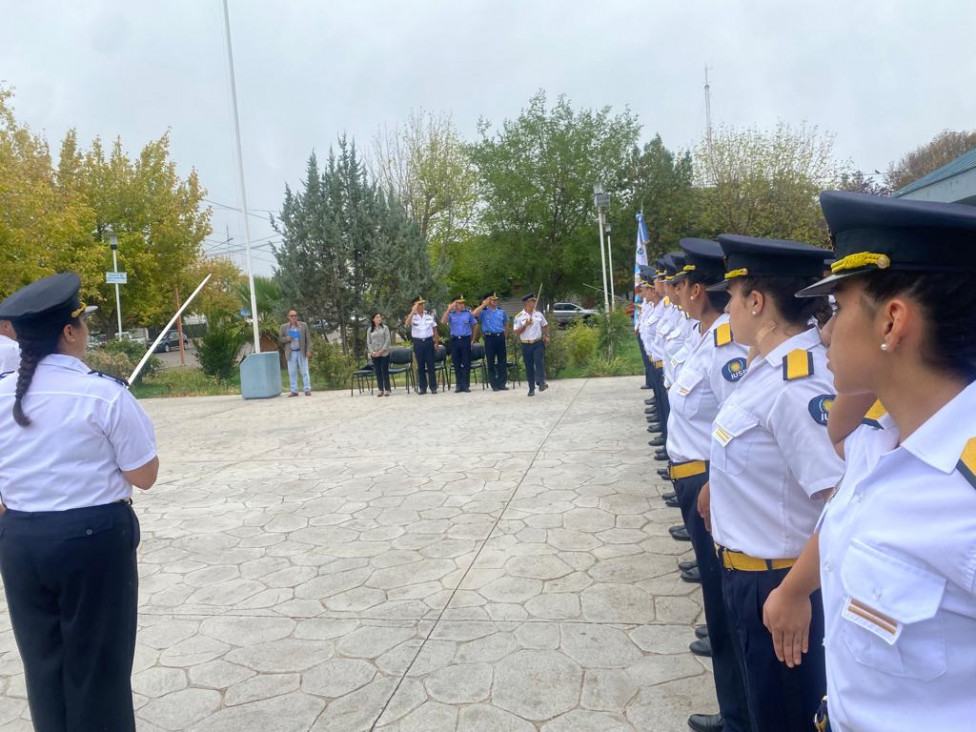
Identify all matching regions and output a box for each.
[714,323,733,348]
[958,438,976,489]
[0,371,14,380]
[663,296,670,307]
[782,349,814,381]
[721,357,747,382]
[808,394,835,426]
[861,400,887,429]
[88,369,130,388]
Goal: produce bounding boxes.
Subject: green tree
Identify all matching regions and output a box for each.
[467,91,641,299]
[885,129,976,192]
[693,122,843,245]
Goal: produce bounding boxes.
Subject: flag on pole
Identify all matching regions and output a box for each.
[633,213,651,326]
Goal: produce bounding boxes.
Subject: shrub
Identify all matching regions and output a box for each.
[195,319,244,381]
[597,308,634,359]
[543,326,569,379]
[308,336,359,389]
[585,354,632,377]
[563,321,599,368]
[86,341,161,383]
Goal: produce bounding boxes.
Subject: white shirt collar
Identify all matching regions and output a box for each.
[899,380,976,474]
[762,326,822,367]
[40,353,89,373]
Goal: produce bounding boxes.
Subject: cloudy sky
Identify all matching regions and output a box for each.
[4,0,974,276]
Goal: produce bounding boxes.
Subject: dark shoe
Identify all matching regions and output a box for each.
[669,525,691,541]
[646,422,662,431]
[695,624,709,639]
[644,407,658,415]
[538,383,548,392]
[681,566,702,583]
[649,435,666,447]
[304,390,312,396]
[644,397,656,405]
[689,637,712,657]
[498,386,509,391]
[527,391,535,397]
[665,496,680,508]
[662,491,676,501]
[431,390,438,394]
[678,559,697,572]
[288,392,299,397]
[641,384,653,390]
[654,449,669,460]
[657,469,671,479]
[688,713,723,732]
[419,390,427,395]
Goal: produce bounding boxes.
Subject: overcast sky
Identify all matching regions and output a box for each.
[3,0,975,276]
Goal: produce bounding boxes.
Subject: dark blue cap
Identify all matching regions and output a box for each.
[797,191,976,297]
[674,238,724,283]
[0,272,98,325]
[521,293,537,302]
[709,235,830,291]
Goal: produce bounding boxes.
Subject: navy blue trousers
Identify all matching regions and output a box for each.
[674,471,752,732]
[412,336,437,393]
[636,332,654,388]
[450,336,472,391]
[0,502,140,732]
[722,564,826,732]
[521,341,546,390]
[652,365,669,440]
[483,334,507,389]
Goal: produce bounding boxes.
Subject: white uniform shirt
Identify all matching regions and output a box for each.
[663,312,697,387]
[0,334,19,373]
[818,383,976,732]
[514,310,548,341]
[709,327,844,559]
[645,300,667,360]
[650,298,676,362]
[666,314,748,463]
[0,354,157,511]
[638,301,657,354]
[410,312,436,339]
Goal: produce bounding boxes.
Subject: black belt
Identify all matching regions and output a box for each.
[484,332,504,336]
[412,336,433,342]
[451,335,471,339]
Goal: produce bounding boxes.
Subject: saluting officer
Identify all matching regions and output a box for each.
[703,235,842,732]
[667,238,751,732]
[471,293,509,391]
[0,273,159,732]
[766,192,976,732]
[404,296,440,395]
[441,294,477,393]
[513,293,550,397]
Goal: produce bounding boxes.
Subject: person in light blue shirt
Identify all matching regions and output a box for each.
[472,293,509,391]
[441,295,477,392]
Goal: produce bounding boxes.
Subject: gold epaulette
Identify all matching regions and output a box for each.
[714,323,733,348]
[782,349,813,381]
[861,400,887,429]
[663,296,671,307]
[958,438,976,489]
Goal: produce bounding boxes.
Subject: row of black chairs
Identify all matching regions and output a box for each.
[350,343,522,396]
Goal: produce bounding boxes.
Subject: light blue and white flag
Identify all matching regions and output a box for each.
[633,213,651,326]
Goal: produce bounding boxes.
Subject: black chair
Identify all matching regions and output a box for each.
[387,347,416,393]
[506,339,522,387]
[432,343,452,391]
[349,363,376,396]
[469,343,489,389]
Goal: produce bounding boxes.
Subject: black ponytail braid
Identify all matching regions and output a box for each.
[11,324,65,428]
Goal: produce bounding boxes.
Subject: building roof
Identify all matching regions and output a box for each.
[895,147,976,197]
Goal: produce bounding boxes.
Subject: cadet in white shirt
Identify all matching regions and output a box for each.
[0,272,158,732]
[771,192,976,732]
[635,266,660,392]
[0,318,19,373]
[513,292,550,397]
[704,235,843,732]
[404,296,440,394]
[667,238,752,732]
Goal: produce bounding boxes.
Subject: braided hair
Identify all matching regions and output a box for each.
[11,319,71,428]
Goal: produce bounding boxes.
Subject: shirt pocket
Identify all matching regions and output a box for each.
[711,405,760,476]
[839,540,947,681]
[672,369,706,417]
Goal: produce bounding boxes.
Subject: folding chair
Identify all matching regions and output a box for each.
[349,364,376,396]
[433,343,452,391]
[506,338,522,387]
[387,347,417,393]
[469,343,489,389]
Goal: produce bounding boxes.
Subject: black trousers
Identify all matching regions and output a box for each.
[0,502,140,732]
[521,341,546,390]
[450,337,472,391]
[373,355,391,392]
[722,563,826,732]
[483,333,507,390]
[674,471,751,732]
[636,332,653,388]
[653,365,669,439]
[412,337,437,393]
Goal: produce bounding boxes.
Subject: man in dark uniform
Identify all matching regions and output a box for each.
[472,293,509,391]
[441,294,477,392]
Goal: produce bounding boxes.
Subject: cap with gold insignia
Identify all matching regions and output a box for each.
[673,238,724,284]
[452,294,466,303]
[708,235,831,292]
[521,293,537,303]
[797,191,976,297]
[0,272,98,327]
[661,252,685,283]
[411,296,426,306]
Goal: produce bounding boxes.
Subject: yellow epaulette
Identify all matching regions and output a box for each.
[958,438,976,489]
[861,400,887,429]
[714,323,733,348]
[782,349,813,381]
[663,296,671,307]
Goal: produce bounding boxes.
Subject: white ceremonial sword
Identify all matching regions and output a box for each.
[128,274,212,385]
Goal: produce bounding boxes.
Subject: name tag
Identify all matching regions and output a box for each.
[842,596,902,645]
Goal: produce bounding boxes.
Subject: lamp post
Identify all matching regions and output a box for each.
[593,183,611,316]
[605,221,615,310]
[109,228,123,340]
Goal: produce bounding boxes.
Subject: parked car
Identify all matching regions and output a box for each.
[153,331,190,353]
[551,302,596,326]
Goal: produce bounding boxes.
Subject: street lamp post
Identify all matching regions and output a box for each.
[593,184,611,316]
[109,229,123,340]
[605,221,615,310]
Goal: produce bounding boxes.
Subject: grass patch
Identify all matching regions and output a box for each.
[130,368,241,398]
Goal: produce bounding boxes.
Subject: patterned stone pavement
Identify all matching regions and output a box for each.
[0,376,716,731]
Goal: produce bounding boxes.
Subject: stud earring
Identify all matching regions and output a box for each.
[751,310,757,316]
[880,343,888,352]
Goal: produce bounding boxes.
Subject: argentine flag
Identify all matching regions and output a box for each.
[633,213,651,326]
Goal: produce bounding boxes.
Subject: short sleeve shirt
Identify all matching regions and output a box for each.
[0,334,19,373]
[479,307,508,334]
[818,383,976,732]
[447,310,477,337]
[0,354,157,511]
[410,313,437,339]
[709,327,844,558]
[514,310,548,341]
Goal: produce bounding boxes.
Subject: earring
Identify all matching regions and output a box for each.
[751,310,757,316]
[880,343,888,352]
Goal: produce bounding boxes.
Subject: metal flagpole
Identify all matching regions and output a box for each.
[606,223,615,310]
[221,0,261,354]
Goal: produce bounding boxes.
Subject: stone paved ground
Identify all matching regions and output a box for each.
[0,376,716,731]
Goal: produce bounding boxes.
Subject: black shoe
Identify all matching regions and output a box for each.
[662,491,676,501]
[669,525,691,541]
[648,436,666,447]
[527,391,535,397]
[646,421,662,430]
[678,559,697,572]
[688,713,723,732]
[654,449,669,460]
[419,390,427,395]
[681,566,702,583]
[695,624,709,639]
[641,384,653,390]
[689,637,712,657]
[644,406,658,415]
[498,386,509,391]
[431,390,438,394]
[665,496,680,508]
[538,383,548,392]
[644,398,656,405]
[657,469,671,479]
